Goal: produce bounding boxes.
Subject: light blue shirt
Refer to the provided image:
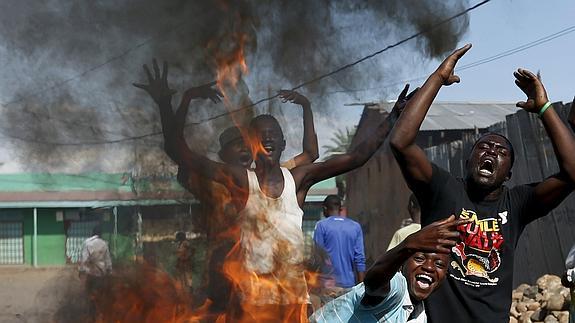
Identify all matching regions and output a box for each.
[310,272,425,323]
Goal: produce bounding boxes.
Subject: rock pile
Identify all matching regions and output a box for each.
[510,274,571,323]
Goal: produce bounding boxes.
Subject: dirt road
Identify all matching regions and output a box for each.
[0,266,88,323]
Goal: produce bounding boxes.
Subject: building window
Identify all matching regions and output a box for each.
[0,222,24,265]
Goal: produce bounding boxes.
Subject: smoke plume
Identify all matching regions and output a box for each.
[0,0,470,171]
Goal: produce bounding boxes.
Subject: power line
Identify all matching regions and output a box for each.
[1,0,492,146]
[457,25,575,71]
[328,24,575,95]
[0,21,188,107]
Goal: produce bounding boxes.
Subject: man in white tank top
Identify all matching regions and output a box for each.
[136,59,413,322]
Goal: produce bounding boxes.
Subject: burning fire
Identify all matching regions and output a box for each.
[87,4,331,322]
[207,9,269,164]
[212,31,249,99]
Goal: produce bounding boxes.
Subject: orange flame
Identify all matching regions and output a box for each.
[208,22,266,165]
[88,2,334,321]
[213,31,249,99]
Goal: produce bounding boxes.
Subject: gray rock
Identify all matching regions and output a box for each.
[527,302,540,311]
[546,294,565,311]
[544,314,559,323]
[530,308,546,321]
[557,311,569,323]
[516,283,532,294]
[537,275,562,292]
[510,301,520,318]
[514,291,526,301]
[524,286,539,299]
[517,302,528,313]
[510,316,518,323]
[519,310,534,323]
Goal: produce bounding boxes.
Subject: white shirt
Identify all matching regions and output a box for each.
[79,235,112,277]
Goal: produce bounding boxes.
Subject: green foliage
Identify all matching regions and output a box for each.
[322,126,357,157]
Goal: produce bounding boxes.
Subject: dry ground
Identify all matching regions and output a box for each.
[0,266,89,323]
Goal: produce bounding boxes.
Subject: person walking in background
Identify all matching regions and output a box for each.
[387,194,421,251]
[79,225,112,322]
[562,244,575,323]
[313,195,366,303]
[175,231,194,293]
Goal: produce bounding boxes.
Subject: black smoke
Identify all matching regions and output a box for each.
[0,0,470,171]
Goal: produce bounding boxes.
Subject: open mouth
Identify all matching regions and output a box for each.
[415,274,434,290]
[262,144,275,154]
[478,158,495,176]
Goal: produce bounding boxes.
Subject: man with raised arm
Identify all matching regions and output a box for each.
[135,60,413,321]
[310,215,467,323]
[134,62,319,318]
[389,44,575,323]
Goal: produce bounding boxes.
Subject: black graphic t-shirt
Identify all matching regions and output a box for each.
[416,164,546,323]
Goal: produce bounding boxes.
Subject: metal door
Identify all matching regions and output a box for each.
[0,222,24,264]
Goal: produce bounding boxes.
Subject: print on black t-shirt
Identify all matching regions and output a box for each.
[451,208,504,286]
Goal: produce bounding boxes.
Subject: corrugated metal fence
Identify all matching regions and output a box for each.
[425,102,575,286]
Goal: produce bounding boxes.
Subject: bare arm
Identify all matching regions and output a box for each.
[174,81,223,135]
[513,69,575,212]
[362,216,465,305]
[389,44,472,187]
[294,85,415,193]
[278,90,319,166]
[133,60,243,188]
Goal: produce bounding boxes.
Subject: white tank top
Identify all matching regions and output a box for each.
[237,167,309,305]
[239,167,305,274]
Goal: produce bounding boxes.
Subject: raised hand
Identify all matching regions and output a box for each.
[389,84,419,122]
[278,89,311,107]
[514,68,549,113]
[183,81,224,104]
[404,215,468,254]
[434,43,472,86]
[133,59,176,104]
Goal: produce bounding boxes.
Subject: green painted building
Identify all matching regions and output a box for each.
[0,173,196,267]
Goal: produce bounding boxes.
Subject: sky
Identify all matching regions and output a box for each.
[331,0,575,133]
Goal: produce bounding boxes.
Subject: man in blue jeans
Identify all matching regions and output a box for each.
[313,195,366,303]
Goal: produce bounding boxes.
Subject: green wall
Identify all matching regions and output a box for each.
[22,209,33,265]
[36,209,66,266]
[5,207,137,267]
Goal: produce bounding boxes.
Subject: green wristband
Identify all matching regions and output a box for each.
[538,101,552,118]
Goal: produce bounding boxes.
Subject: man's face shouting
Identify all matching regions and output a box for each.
[466,134,513,190]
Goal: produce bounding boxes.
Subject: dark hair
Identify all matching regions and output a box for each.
[471,132,515,167]
[175,231,186,241]
[249,114,284,137]
[92,225,102,237]
[323,195,342,209]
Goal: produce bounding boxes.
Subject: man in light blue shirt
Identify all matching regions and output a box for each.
[310,215,467,323]
[313,195,366,290]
